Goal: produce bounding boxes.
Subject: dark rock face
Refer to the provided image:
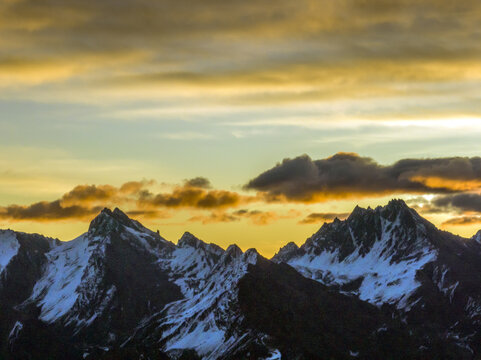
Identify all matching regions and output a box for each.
[66,229,184,350]
[1,203,481,359]
[0,231,56,358]
[0,231,55,306]
[238,258,420,360]
[0,210,184,359]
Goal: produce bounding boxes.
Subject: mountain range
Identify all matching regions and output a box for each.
[1,199,481,359]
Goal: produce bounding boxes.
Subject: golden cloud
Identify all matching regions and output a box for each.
[0,178,254,222]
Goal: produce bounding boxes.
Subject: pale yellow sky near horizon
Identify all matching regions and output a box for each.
[2,194,479,258]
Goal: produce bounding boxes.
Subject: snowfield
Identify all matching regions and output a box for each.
[27,234,105,323]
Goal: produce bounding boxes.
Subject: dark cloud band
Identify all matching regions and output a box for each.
[433,193,481,213]
[245,153,481,202]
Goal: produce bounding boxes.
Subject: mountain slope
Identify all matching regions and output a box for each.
[1,202,481,359]
[273,199,481,357]
[7,209,183,359]
[0,230,56,358]
[238,258,419,359]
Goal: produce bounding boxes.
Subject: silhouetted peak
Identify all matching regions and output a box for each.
[275,241,299,256]
[348,205,369,220]
[225,244,243,258]
[385,199,409,211]
[88,207,136,235]
[272,241,301,262]
[472,230,481,244]
[178,232,204,248]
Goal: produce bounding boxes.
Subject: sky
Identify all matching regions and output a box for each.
[1,0,481,256]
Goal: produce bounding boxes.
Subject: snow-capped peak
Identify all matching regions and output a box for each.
[225,244,243,258]
[26,209,172,328]
[157,242,259,359]
[276,200,438,309]
[177,231,203,248]
[88,208,131,235]
[88,208,170,249]
[243,248,259,264]
[88,207,157,236]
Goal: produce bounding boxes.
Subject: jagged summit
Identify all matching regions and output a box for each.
[178,231,204,248]
[88,207,135,235]
[306,199,432,258]
[272,241,300,263]
[3,199,481,358]
[385,198,410,209]
[176,232,225,258]
[225,244,243,258]
[472,230,481,244]
[87,207,167,244]
[273,199,445,310]
[348,199,415,221]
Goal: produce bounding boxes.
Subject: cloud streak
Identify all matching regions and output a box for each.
[189,209,299,225]
[299,212,350,224]
[2,0,481,119]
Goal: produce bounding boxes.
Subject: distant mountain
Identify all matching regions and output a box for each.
[273,199,481,358]
[1,201,481,359]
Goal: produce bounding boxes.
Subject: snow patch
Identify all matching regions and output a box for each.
[0,230,20,273]
[466,297,481,320]
[263,349,282,359]
[162,248,258,359]
[8,321,23,343]
[287,217,437,308]
[28,234,105,323]
[161,244,220,297]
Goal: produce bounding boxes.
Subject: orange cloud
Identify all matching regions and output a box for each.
[140,187,252,209]
[408,177,481,192]
[0,178,253,222]
[442,216,481,226]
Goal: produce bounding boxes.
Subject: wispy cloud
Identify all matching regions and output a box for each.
[1,0,481,121]
[299,212,349,224]
[155,132,213,140]
[442,216,481,226]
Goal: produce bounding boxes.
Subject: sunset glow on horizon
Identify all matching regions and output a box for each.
[2,0,481,256]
